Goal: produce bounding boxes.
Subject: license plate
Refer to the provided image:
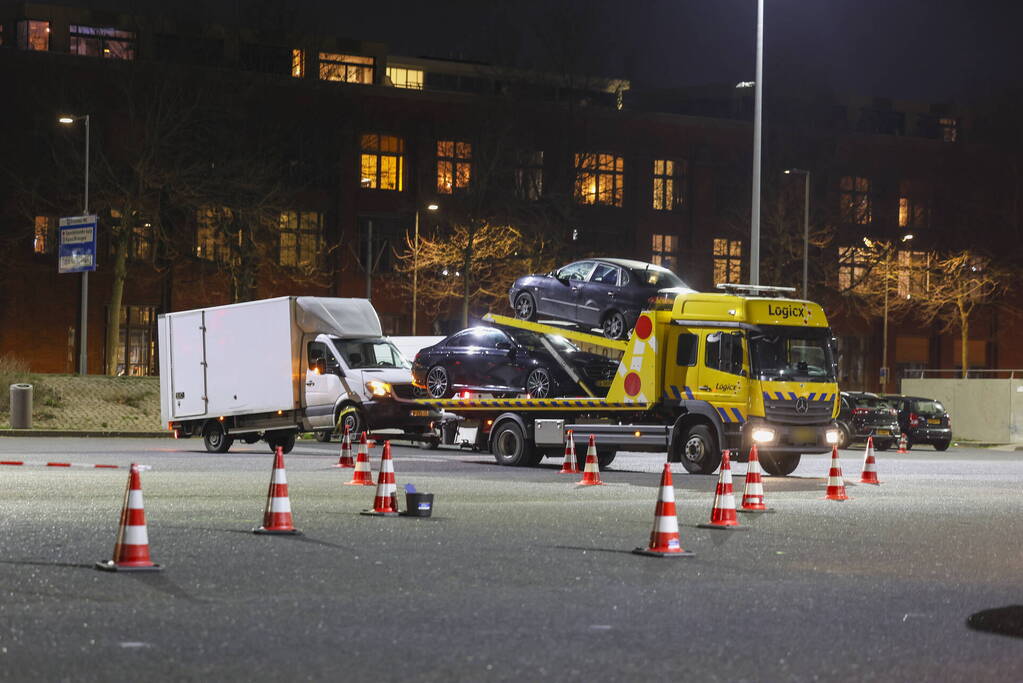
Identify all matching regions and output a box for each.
[410,410,431,417]
[791,427,816,444]
[927,418,941,424]
[876,429,890,436]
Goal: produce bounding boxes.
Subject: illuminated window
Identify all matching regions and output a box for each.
[898,181,928,229]
[69,25,135,60]
[132,223,154,260]
[651,234,677,272]
[515,150,543,201]
[386,66,423,89]
[360,134,405,191]
[652,159,686,210]
[437,140,472,194]
[837,246,874,292]
[291,49,304,77]
[33,216,54,254]
[17,20,49,51]
[319,53,374,84]
[574,153,624,207]
[940,117,958,143]
[896,250,930,298]
[116,305,157,376]
[713,238,743,285]
[195,206,233,263]
[840,176,871,224]
[278,211,323,268]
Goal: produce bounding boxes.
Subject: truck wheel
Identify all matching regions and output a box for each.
[759,452,800,476]
[676,424,721,474]
[314,430,333,443]
[266,430,297,454]
[597,448,617,469]
[836,423,851,449]
[514,292,537,321]
[491,421,533,466]
[426,365,452,399]
[203,422,234,453]
[338,406,365,438]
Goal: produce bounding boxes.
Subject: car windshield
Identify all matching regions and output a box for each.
[749,325,836,383]
[332,338,409,369]
[912,399,945,414]
[852,396,888,409]
[507,329,578,353]
[630,266,685,289]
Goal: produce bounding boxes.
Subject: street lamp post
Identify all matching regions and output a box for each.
[411,203,438,334]
[59,114,90,375]
[750,0,764,285]
[785,169,811,299]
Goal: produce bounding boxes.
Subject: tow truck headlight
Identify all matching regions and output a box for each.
[365,380,392,397]
[825,429,840,444]
[752,428,775,443]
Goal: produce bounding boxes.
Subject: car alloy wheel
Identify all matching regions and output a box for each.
[602,311,627,340]
[426,365,450,399]
[514,292,536,321]
[526,367,552,398]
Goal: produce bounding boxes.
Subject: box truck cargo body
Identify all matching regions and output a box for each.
[158,296,440,453]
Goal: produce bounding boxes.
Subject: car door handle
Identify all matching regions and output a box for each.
[698,385,711,391]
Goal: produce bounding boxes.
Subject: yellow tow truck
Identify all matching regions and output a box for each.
[410,285,841,475]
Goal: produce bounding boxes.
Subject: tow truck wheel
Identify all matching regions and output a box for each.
[759,452,800,477]
[836,423,851,450]
[203,421,234,454]
[266,430,297,455]
[338,406,365,438]
[597,449,617,469]
[677,424,721,474]
[514,292,537,321]
[314,430,333,443]
[491,421,534,466]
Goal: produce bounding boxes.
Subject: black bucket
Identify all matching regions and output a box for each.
[404,492,434,517]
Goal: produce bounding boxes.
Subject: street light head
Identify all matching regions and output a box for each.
[862,236,875,248]
[427,204,439,211]
[901,233,914,242]
[58,116,75,124]
[785,168,808,175]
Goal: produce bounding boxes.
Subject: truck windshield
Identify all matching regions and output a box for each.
[332,338,409,369]
[749,326,836,383]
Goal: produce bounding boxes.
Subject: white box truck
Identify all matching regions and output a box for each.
[158,296,442,453]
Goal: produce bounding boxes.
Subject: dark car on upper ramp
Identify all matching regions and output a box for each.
[411,326,618,399]
[508,258,692,340]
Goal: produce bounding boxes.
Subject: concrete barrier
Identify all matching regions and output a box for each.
[900,378,1023,443]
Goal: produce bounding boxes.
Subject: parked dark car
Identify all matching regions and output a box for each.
[509,258,692,340]
[411,326,618,399]
[836,391,901,450]
[880,394,952,451]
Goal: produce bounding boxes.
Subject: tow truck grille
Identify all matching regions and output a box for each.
[763,394,834,425]
[392,384,427,400]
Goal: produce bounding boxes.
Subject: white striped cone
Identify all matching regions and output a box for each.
[824,445,850,500]
[345,432,375,485]
[698,451,745,529]
[96,463,161,572]
[633,463,694,557]
[578,435,603,486]
[361,441,399,516]
[897,433,908,454]
[559,430,580,474]
[254,447,300,534]
[335,427,355,468]
[740,444,773,512]
[860,437,880,484]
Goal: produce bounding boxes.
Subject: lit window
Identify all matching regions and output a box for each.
[319,53,374,84]
[33,216,54,254]
[515,151,543,201]
[651,234,677,272]
[386,66,423,90]
[69,25,135,60]
[195,206,233,263]
[132,223,154,260]
[652,159,686,210]
[116,305,157,376]
[837,246,874,292]
[574,153,624,207]
[939,117,958,143]
[360,134,405,191]
[278,211,323,268]
[437,140,472,194]
[840,176,871,225]
[896,250,930,298]
[713,238,743,285]
[291,49,304,77]
[17,20,49,51]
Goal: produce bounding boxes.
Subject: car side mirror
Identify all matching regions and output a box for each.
[496,341,512,351]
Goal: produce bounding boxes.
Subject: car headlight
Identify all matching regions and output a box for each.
[752,428,775,443]
[825,429,840,444]
[365,380,392,397]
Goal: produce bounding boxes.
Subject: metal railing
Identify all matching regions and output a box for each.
[902,369,1023,380]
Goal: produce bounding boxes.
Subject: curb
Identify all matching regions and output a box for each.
[0,430,172,438]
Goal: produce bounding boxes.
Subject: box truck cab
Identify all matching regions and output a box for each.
[159,296,440,453]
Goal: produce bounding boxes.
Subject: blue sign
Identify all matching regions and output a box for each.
[58,215,98,274]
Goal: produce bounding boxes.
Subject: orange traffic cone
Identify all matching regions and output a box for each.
[896,433,908,454]
[559,430,580,474]
[824,445,850,500]
[345,432,375,485]
[578,435,603,486]
[253,447,300,534]
[361,440,399,516]
[334,426,355,468]
[96,463,161,572]
[739,445,773,513]
[633,463,695,557]
[698,451,745,530]
[860,437,880,485]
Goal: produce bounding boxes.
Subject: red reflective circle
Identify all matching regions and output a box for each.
[635,315,652,340]
[624,372,642,396]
